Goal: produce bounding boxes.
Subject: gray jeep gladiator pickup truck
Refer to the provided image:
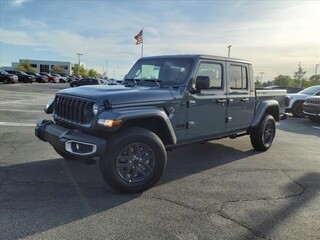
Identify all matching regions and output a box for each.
[35,54,287,193]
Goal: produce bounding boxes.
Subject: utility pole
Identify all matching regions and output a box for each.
[316,63,320,75]
[299,62,302,88]
[260,72,265,82]
[227,45,232,58]
[76,53,83,77]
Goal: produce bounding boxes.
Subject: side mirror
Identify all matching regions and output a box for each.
[195,76,210,90]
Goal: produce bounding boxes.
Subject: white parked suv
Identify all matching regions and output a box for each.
[286,85,320,117]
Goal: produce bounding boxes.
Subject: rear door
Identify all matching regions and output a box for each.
[226,62,255,130]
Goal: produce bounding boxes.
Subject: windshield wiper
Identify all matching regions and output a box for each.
[143,79,162,87]
[124,78,139,85]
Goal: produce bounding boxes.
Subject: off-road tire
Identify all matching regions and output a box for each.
[99,127,167,193]
[292,101,304,118]
[250,114,276,151]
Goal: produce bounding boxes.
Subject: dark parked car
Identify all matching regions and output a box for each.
[303,96,320,122]
[69,78,100,87]
[26,72,48,83]
[6,70,35,83]
[0,70,18,84]
[39,73,59,83]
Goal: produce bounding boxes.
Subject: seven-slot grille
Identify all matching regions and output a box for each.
[306,98,320,105]
[54,95,95,125]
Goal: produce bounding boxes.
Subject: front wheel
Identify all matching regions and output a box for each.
[250,115,276,151]
[292,102,304,118]
[99,127,167,193]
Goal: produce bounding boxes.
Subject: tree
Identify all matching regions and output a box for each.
[72,65,87,76]
[255,76,262,87]
[273,75,293,87]
[293,63,307,88]
[87,69,100,78]
[51,65,65,73]
[309,74,320,86]
[16,60,36,72]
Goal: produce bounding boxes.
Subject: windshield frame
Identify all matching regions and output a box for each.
[125,57,195,87]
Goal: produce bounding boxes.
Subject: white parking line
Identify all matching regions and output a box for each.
[0,90,53,97]
[312,126,320,130]
[0,109,43,113]
[0,122,35,127]
[0,98,48,105]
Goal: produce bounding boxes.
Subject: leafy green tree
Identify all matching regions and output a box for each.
[309,75,320,86]
[273,75,293,87]
[72,65,87,76]
[16,60,36,72]
[255,76,262,87]
[88,69,100,78]
[51,65,65,73]
[293,64,307,88]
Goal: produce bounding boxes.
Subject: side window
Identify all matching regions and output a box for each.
[195,62,222,89]
[229,65,247,90]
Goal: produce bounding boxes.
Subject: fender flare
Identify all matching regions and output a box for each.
[251,100,280,127]
[96,106,177,145]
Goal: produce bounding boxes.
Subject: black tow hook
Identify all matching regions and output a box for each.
[35,119,54,142]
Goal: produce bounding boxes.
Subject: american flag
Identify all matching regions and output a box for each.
[134,29,143,45]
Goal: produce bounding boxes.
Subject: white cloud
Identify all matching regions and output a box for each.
[1,1,319,79]
[11,0,32,7]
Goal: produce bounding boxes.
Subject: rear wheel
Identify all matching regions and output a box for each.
[99,127,167,193]
[292,101,304,118]
[250,114,276,151]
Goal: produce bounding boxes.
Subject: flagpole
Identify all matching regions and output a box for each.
[141,27,144,58]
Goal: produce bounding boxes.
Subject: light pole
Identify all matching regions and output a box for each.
[316,63,320,75]
[227,45,232,58]
[260,72,265,82]
[76,53,83,77]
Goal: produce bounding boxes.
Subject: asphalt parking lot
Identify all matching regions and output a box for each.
[0,83,319,240]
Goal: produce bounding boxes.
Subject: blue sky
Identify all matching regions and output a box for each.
[0,0,319,80]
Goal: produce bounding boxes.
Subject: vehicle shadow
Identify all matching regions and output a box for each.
[278,117,320,137]
[0,141,258,239]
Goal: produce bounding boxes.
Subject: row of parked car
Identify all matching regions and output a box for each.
[0,69,78,84]
[285,85,320,122]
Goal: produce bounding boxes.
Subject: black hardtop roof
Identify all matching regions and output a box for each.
[140,54,252,64]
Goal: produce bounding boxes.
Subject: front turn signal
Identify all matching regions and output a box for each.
[97,119,122,127]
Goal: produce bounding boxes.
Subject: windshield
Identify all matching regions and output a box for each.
[299,86,320,95]
[125,58,194,86]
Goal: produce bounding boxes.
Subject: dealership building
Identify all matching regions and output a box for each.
[1,59,84,75]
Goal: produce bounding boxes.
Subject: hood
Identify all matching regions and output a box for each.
[287,93,308,99]
[57,85,174,106]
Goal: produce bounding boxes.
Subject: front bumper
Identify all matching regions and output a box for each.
[35,119,106,158]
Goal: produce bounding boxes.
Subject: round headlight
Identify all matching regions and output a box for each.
[92,103,98,116]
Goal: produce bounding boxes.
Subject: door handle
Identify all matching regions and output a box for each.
[241,98,249,102]
[216,99,227,103]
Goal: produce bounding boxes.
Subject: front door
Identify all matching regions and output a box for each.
[187,61,227,138]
